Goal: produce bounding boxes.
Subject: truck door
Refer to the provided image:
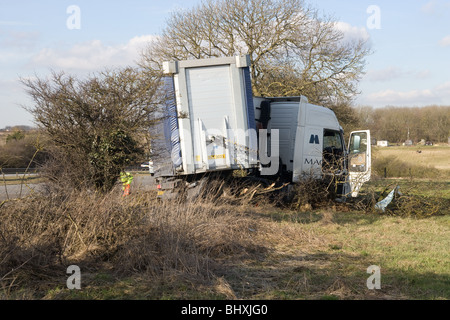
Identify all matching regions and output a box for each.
[348,130,371,197]
[302,127,323,178]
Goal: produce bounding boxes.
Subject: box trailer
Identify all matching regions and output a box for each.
[162,55,258,176]
[156,55,371,199]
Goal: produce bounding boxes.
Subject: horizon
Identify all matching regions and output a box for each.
[2,103,449,133]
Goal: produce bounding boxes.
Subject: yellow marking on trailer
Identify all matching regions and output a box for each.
[208,154,226,160]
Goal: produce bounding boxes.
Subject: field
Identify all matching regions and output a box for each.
[374,145,450,170]
[0,146,449,301]
[372,145,450,179]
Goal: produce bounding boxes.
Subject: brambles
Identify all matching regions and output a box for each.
[374,183,449,218]
[391,193,449,218]
[290,177,334,211]
[348,180,450,218]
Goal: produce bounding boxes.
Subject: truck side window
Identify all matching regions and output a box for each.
[349,132,367,154]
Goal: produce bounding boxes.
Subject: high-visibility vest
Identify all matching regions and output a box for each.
[120,172,133,186]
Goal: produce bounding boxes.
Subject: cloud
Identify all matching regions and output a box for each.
[365,67,431,82]
[30,35,158,72]
[439,35,450,47]
[436,81,450,93]
[421,0,450,15]
[364,81,450,106]
[334,21,371,43]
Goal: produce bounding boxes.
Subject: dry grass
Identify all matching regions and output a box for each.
[0,184,264,299]
[1,175,449,300]
[372,145,450,180]
[374,145,450,170]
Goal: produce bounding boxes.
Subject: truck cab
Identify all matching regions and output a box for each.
[254,96,371,197]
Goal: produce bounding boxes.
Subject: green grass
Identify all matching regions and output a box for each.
[220,178,450,300]
[231,208,449,300]
[327,212,449,299]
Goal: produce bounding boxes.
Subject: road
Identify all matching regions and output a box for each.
[0,183,44,201]
[132,174,157,191]
[0,174,157,202]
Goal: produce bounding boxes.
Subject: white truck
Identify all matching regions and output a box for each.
[155,55,371,199]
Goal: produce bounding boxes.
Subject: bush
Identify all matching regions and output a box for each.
[21,68,162,192]
[0,134,46,168]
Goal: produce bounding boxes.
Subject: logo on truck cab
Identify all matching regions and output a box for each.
[304,158,322,165]
[309,134,320,144]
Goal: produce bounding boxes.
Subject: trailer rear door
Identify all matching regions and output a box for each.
[186,65,234,170]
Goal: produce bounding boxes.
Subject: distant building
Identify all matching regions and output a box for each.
[404,139,413,146]
[377,140,389,147]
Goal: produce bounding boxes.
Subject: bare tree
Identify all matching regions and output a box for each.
[141,0,371,107]
[21,67,162,192]
[354,105,450,143]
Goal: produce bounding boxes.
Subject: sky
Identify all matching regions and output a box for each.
[0,0,449,128]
